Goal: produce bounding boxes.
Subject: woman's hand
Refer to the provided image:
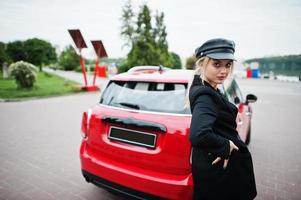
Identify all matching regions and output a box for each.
[211,140,239,169]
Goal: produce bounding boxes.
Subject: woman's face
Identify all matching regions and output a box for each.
[203,58,233,88]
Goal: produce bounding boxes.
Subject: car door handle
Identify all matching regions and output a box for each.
[237,118,243,126]
[237,121,243,126]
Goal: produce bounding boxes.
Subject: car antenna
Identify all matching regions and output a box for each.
[158,65,164,73]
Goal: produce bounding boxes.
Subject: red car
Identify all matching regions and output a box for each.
[80,66,257,200]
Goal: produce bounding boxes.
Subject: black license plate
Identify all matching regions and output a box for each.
[108,126,156,148]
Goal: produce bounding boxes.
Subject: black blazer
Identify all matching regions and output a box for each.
[189,75,257,200]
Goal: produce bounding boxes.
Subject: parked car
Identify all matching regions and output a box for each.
[80,66,257,200]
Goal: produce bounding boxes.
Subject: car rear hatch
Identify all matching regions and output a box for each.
[85,80,192,175]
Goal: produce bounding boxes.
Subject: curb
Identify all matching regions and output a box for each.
[0,98,21,102]
[0,91,101,103]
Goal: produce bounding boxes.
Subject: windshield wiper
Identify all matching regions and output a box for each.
[116,102,141,110]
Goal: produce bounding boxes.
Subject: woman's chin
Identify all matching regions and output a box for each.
[215,80,225,84]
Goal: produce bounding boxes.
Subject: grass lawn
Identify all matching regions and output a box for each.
[0,72,82,100]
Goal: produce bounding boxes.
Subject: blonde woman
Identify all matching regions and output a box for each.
[188,38,257,200]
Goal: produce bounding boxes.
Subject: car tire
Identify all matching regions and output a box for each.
[245,123,251,145]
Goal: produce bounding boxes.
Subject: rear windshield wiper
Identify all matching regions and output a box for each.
[115,102,141,110]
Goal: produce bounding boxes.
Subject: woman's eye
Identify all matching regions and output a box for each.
[226,64,232,68]
[214,63,220,67]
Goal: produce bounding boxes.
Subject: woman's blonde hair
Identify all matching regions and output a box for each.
[184,56,234,109]
[195,56,211,85]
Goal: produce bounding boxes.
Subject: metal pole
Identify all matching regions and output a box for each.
[92,56,99,86]
[79,48,88,86]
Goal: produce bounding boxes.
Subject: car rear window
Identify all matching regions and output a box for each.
[100,81,190,114]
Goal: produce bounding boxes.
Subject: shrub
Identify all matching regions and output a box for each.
[75,65,82,72]
[9,61,38,89]
[89,65,96,72]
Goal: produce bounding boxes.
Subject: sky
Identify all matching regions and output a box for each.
[1,0,301,62]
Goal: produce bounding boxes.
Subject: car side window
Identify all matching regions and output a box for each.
[233,80,243,103]
[224,79,243,105]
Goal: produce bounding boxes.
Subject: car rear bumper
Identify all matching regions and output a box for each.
[82,170,167,200]
[80,141,193,200]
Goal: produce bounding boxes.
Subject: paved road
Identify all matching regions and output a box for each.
[0,78,300,200]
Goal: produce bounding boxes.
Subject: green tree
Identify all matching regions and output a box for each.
[24,38,57,71]
[59,45,80,71]
[185,55,197,70]
[0,42,10,67]
[169,52,182,69]
[121,2,179,71]
[6,41,27,63]
[117,59,131,73]
[136,5,153,44]
[6,39,57,72]
[244,54,301,76]
[126,4,159,68]
[120,0,135,48]
[153,11,172,67]
[127,40,158,67]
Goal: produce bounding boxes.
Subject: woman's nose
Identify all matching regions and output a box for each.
[220,66,228,73]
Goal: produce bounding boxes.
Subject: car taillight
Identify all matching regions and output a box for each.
[81,112,88,139]
[81,109,92,139]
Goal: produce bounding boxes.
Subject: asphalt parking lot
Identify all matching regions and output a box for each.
[236,79,301,200]
[0,78,300,200]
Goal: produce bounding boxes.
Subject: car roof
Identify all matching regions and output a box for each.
[111,66,194,83]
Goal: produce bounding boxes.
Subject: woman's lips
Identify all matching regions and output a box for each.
[217,76,225,80]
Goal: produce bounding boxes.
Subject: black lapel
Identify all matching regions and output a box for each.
[190,75,237,118]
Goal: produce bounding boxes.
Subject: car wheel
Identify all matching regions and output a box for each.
[245,123,251,145]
